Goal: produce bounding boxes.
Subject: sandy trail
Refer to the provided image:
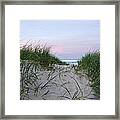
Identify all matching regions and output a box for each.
[20,64,96,100]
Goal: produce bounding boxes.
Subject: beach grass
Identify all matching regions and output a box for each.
[20,44,67,69]
[77,51,100,98]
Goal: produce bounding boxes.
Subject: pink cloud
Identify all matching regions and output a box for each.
[51,45,64,54]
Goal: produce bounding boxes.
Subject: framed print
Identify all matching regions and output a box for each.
[0,0,119,119]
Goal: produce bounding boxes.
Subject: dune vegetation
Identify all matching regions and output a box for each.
[20,44,67,69]
[77,52,100,99]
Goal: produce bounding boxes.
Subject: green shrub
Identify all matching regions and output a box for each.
[77,52,100,99]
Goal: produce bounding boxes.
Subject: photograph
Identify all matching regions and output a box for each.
[20,20,100,100]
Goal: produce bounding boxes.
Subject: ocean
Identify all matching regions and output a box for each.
[61,59,78,65]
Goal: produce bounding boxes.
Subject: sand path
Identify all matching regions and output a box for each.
[21,64,96,100]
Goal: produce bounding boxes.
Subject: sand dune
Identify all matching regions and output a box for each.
[20,64,96,100]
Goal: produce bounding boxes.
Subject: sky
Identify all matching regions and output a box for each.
[20,20,100,60]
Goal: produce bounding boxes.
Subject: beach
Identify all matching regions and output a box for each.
[20,63,96,100]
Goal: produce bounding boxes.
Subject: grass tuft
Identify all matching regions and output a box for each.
[77,51,100,99]
[20,43,67,69]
